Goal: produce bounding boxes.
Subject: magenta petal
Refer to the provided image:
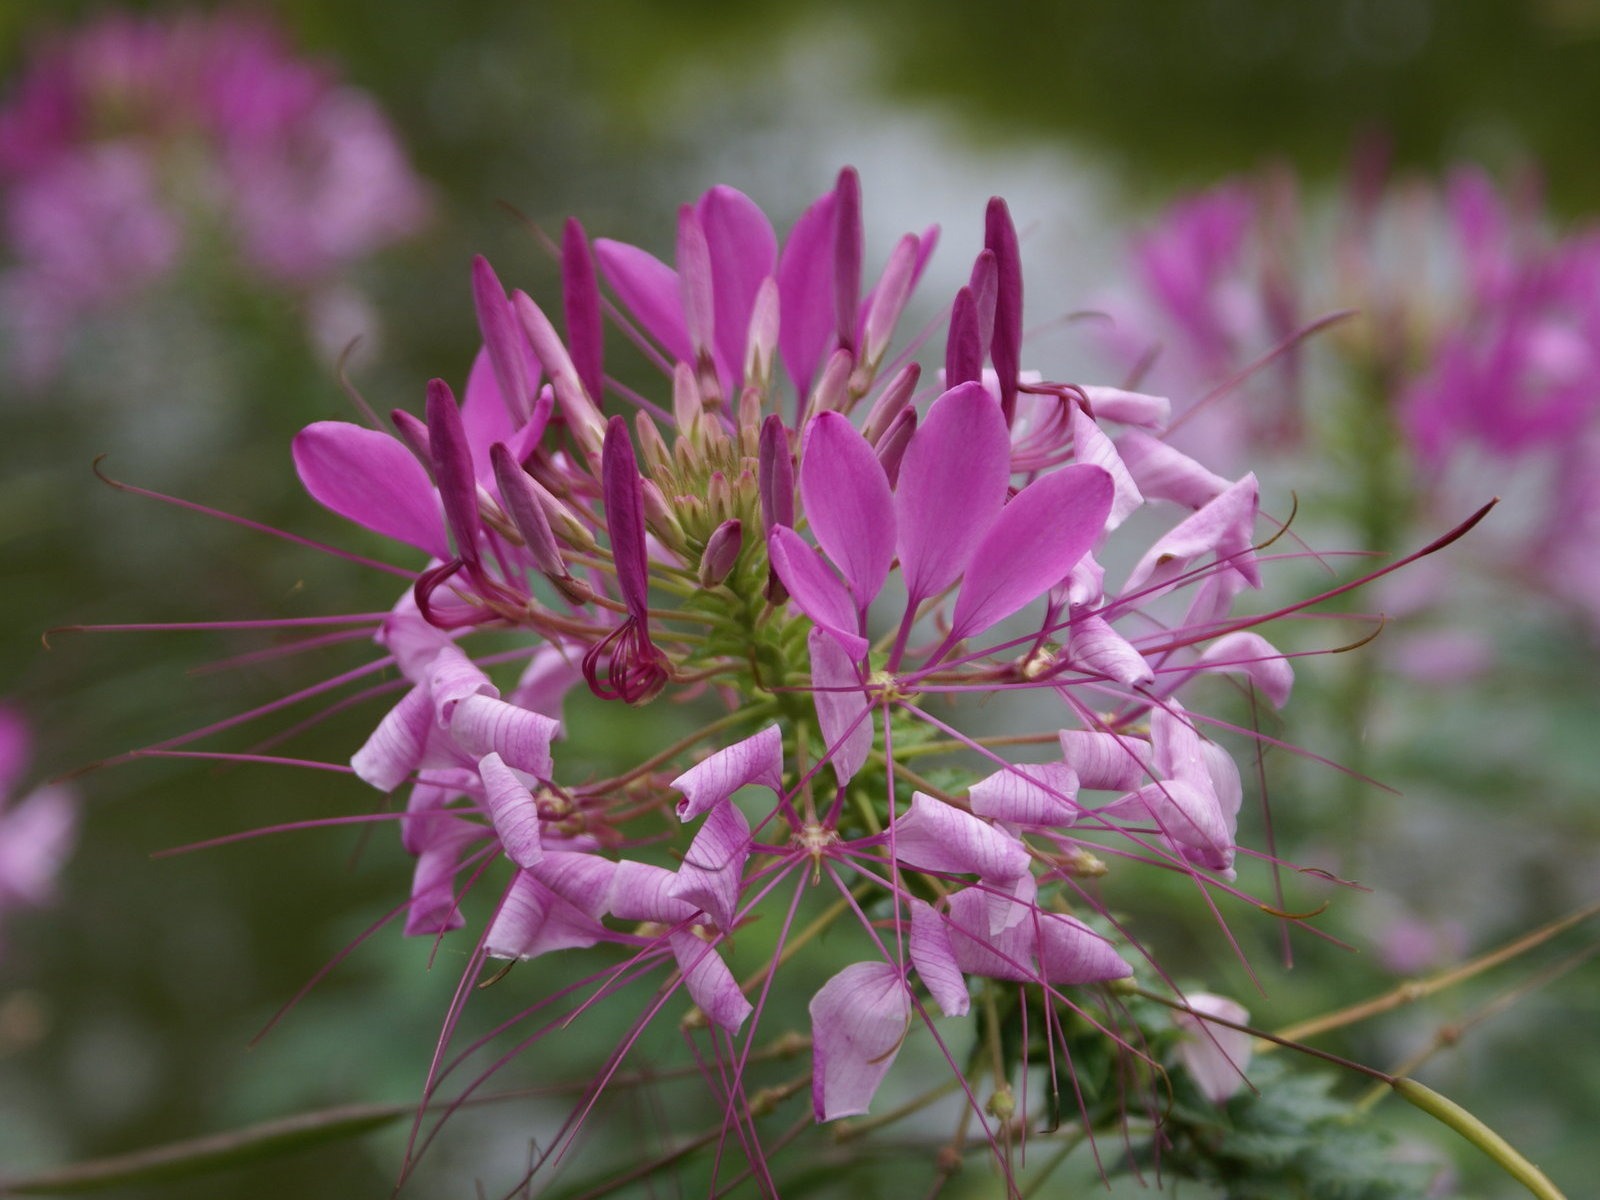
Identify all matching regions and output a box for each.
[909,900,970,1017]
[463,348,535,475]
[561,217,605,404]
[800,412,895,607]
[1058,729,1156,791]
[670,929,752,1033]
[1036,910,1132,984]
[758,415,795,531]
[602,416,651,619]
[944,887,1035,981]
[351,685,433,792]
[944,285,983,387]
[968,762,1080,828]
[1175,994,1253,1103]
[809,960,910,1121]
[777,183,840,398]
[895,381,1011,605]
[833,167,864,348]
[808,629,873,787]
[893,791,1030,882]
[508,643,582,719]
[471,255,534,423]
[697,185,777,388]
[985,197,1023,423]
[862,232,920,365]
[594,237,694,365]
[950,464,1114,642]
[669,799,750,933]
[676,204,717,366]
[767,527,869,658]
[1192,632,1294,708]
[874,408,916,488]
[478,751,543,869]
[669,724,784,821]
[293,421,448,557]
[426,378,482,562]
[448,694,560,778]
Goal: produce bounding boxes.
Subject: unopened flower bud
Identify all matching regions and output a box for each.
[861,362,920,445]
[698,519,743,587]
[634,410,672,477]
[874,407,917,487]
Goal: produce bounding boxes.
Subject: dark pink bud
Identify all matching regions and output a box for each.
[967,247,998,357]
[602,415,650,620]
[426,379,480,564]
[561,218,605,407]
[875,408,917,488]
[945,286,983,388]
[390,407,431,464]
[758,415,794,532]
[490,442,566,580]
[862,362,920,445]
[834,167,863,350]
[985,197,1023,427]
[698,519,743,587]
[471,256,533,423]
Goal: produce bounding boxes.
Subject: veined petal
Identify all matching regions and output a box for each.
[594,237,694,365]
[944,887,1035,982]
[1175,993,1252,1103]
[424,642,497,725]
[1192,631,1294,708]
[968,761,1080,827]
[909,899,970,1017]
[950,464,1114,642]
[1036,910,1132,984]
[1068,613,1155,687]
[485,861,611,960]
[800,412,894,608]
[1058,729,1156,791]
[1067,403,1143,530]
[697,185,777,390]
[895,381,1011,605]
[808,629,873,786]
[669,799,750,933]
[810,961,911,1120]
[404,815,479,937]
[508,643,582,719]
[293,422,448,558]
[894,791,1030,882]
[1116,428,1229,509]
[671,930,752,1033]
[668,724,784,822]
[478,751,543,869]
[767,527,868,659]
[449,693,560,778]
[1123,473,1260,596]
[608,860,697,924]
[351,685,433,792]
[1102,779,1233,872]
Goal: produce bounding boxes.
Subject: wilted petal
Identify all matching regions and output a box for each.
[895,381,1011,604]
[894,792,1030,882]
[594,238,694,365]
[478,751,543,869]
[800,413,894,608]
[968,761,1080,828]
[1174,993,1252,1102]
[1059,729,1156,791]
[1067,403,1142,530]
[351,685,433,792]
[1116,429,1229,509]
[449,694,560,778]
[669,799,750,932]
[767,527,868,658]
[671,930,752,1033]
[293,421,448,557]
[950,464,1114,642]
[909,900,970,1017]
[1068,614,1155,687]
[808,629,873,786]
[1192,631,1294,708]
[1124,473,1260,596]
[669,724,784,821]
[810,961,911,1120]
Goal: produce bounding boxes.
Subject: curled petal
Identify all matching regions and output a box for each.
[1124,473,1261,596]
[968,761,1080,828]
[1068,614,1155,687]
[449,693,560,778]
[486,859,612,960]
[351,685,432,792]
[1067,403,1142,530]
[808,629,873,787]
[609,860,697,924]
[478,751,543,869]
[767,527,868,659]
[1192,631,1294,708]
[800,412,894,608]
[909,900,970,1017]
[893,791,1030,882]
[1058,729,1156,792]
[1079,386,1171,429]
[1101,779,1233,873]
[810,961,910,1121]
[1116,429,1229,509]
[424,643,497,725]
[671,930,752,1033]
[669,799,750,932]
[293,422,448,558]
[668,724,784,821]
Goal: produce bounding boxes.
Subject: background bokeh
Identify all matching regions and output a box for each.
[2,1,1597,1196]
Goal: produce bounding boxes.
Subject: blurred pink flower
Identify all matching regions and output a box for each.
[0,705,77,959]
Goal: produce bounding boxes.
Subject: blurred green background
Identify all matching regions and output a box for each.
[2,1,1597,1196]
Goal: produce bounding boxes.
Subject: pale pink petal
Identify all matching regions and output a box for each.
[1116,429,1229,509]
[810,961,911,1120]
[350,685,432,792]
[1079,385,1171,429]
[0,784,75,907]
[1123,473,1260,596]
[292,421,448,557]
[950,464,1114,642]
[403,816,480,937]
[944,887,1035,982]
[1191,631,1294,708]
[894,381,1011,604]
[448,694,560,778]
[1101,779,1232,873]
[893,792,1030,882]
[668,724,784,821]
[800,412,895,608]
[400,774,469,855]
[424,643,497,724]
[968,762,1080,828]
[909,900,970,1017]
[1058,729,1156,791]
[1068,614,1155,687]
[1068,403,1142,530]
[1174,993,1252,1102]
[485,862,611,960]
[594,238,694,365]
[808,628,873,787]
[671,930,752,1033]
[608,860,699,924]
[1203,740,1243,832]
[1036,910,1132,984]
[767,527,868,659]
[669,799,750,933]
[509,643,582,719]
[477,751,543,869]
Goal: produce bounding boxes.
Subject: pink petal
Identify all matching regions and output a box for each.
[292,421,448,557]
[950,464,1114,642]
[909,900,970,1017]
[893,791,1030,882]
[671,929,752,1033]
[485,859,612,960]
[423,643,497,724]
[1079,386,1171,429]
[777,183,840,398]
[1067,403,1142,530]
[1036,910,1132,984]
[594,237,694,365]
[561,218,605,404]
[697,185,777,390]
[508,644,582,719]
[350,685,433,792]
[1101,779,1233,872]
[1067,614,1154,687]
[862,232,920,365]
[669,799,750,933]
[0,784,75,906]
[676,204,718,370]
[668,724,784,821]
[758,414,795,531]
[448,694,560,778]
[808,629,873,787]
[895,381,1011,605]
[1058,729,1156,791]
[471,255,536,423]
[403,815,480,937]
[1116,429,1229,509]
[602,416,652,619]
[1174,993,1252,1102]
[809,960,910,1120]
[945,284,984,388]
[968,761,1080,827]
[478,751,543,869]
[1192,631,1294,708]
[426,379,482,563]
[1123,473,1260,596]
[943,887,1035,982]
[608,859,698,924]
[985,197,1023,423]
[800,412,894,608]
[833,167,864,348]
[767,527,868,659]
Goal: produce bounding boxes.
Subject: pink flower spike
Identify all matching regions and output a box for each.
[448,694,560,778]
[669,798,750,933]
[1174,993,1252,1103]
[800,412,895,609]
[767,528,868,659]
[893,792,1030,882]
[670,930,752,1033]
[292,422,448,558]
[968,761,1080,828]
[561,217,605,405]
[1116,429,1229,509]
[895,381,1011,606]
[985,197,1023,425]
[478,751,543,869]
[758,415,795,532]
[602,416,651,620]
[668,724,784,821]
[471,255,533,423]
[1058,729,1156,792]
[808,628,873,786]
[833,167,864,350]
[810,961,910,1120]
[1192,631,1294,708]
[696,185,777,390]
[909,900,970,1017]
[425,378,482,564]
[949,464,1114,643]
[593,237,694,366]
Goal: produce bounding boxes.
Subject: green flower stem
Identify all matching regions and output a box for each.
[1391,1078,1566,1200]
